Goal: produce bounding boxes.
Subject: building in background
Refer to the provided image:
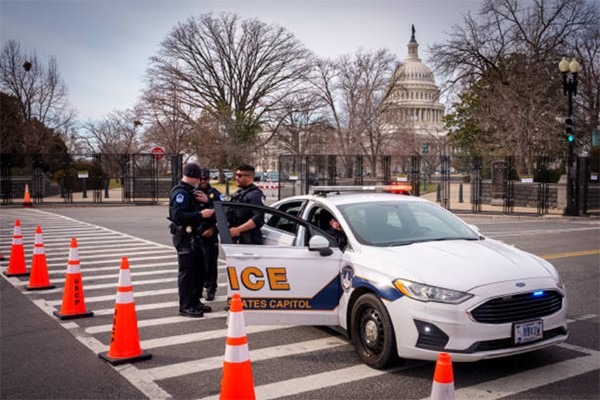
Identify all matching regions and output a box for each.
[382,25,447,155]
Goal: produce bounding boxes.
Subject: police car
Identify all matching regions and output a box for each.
[215,187,568,368]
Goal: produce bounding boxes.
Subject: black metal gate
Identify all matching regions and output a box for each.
[0,153,182,205]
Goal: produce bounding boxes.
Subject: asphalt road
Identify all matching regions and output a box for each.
[1,205,598,400]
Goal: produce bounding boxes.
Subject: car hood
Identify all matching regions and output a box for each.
[358,238,555,292]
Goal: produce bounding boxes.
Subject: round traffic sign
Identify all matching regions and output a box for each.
[151,147,165,160]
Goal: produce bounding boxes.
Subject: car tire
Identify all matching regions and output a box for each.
[350,293,399,369]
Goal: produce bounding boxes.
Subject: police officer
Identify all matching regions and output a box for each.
[228,164,265,245]
[197,168,223,301]
[169,163,214,317]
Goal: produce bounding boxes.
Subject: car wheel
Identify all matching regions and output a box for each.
[351,293,398,369]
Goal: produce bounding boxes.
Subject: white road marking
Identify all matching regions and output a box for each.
[46,288,179,306]
[146,336,351,381]
[85,313,229,334]
[141,324,286,350]
[450,352,600,400]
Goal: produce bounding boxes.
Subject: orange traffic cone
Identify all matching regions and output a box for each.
[3,219,29,277]
[23,183,32,208]
[220,293,255,400]
[27,226,55,290]
[98,257,151,365]
[53,238,94,320]
[430,352,455,400]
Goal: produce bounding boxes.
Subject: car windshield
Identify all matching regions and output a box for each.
[338,201,480,247]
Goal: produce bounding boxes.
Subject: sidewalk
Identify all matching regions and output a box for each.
[0,278,145,400]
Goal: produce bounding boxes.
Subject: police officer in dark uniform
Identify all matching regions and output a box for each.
[228,164,265,245]
[169,163,214,317]
[197,168,223,301]
[325,217,348,251]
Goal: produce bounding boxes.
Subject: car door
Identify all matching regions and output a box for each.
[215,202,343,325]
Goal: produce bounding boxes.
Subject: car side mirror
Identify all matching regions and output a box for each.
[308,235,333,256]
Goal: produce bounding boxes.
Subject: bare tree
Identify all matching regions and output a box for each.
[80,110,144,154]
[266,89,330,156]
[139,80,196,155]
[146,12,313,165]
[310,49,399,174]
[0,40,76,135]
[430,0,599,165]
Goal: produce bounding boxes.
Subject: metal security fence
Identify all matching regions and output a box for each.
[0,153,182,205]
[278,154,599,216]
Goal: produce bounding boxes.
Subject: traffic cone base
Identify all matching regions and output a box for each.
[53,310,94,320]
[98,350,152,366]
[27,284,55,291]
[3,270,29,277]
[27,226,54,290]
[98,257,151,365]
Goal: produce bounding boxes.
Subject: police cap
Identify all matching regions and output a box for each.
[183,163,203,178]
[199,168,210,179]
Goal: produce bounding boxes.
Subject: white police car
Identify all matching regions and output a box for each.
[215,187,568,368]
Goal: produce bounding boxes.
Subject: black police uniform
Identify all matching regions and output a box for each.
[229,183,265,245]
[326,225,348,251]
[198,184,223,300]
[169,180,210,315]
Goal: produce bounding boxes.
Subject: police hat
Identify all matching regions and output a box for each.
[199,168,210,179]
[183,163,203,178]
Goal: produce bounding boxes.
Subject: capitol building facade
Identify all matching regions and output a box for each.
[382,26,447,153]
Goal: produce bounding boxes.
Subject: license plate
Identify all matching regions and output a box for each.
[514,319,543,344]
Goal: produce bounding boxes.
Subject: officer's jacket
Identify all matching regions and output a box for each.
[230,184,265,244]
[198,185,223,236]
[169,181,202,229]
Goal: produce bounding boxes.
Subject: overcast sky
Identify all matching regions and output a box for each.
[1,0,480,122]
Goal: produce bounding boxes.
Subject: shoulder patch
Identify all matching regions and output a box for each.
[209,193,214,199]
[175,193,185,203]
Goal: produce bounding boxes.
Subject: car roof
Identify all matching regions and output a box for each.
[279,192,428,208]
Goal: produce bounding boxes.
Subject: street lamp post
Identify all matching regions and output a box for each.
[558,56,581,216]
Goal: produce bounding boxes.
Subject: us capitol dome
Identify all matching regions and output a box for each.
[383,25,447,141]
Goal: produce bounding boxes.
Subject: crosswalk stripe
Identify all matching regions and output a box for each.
[15,268,177,286]
[145,337,351,381]
[47,261,178,274]
[141,324,286,350]
[85,312,229,334]
[445,353,599,400]
[46,288,179,306]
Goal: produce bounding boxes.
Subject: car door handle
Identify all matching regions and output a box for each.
[231,253,261,259]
